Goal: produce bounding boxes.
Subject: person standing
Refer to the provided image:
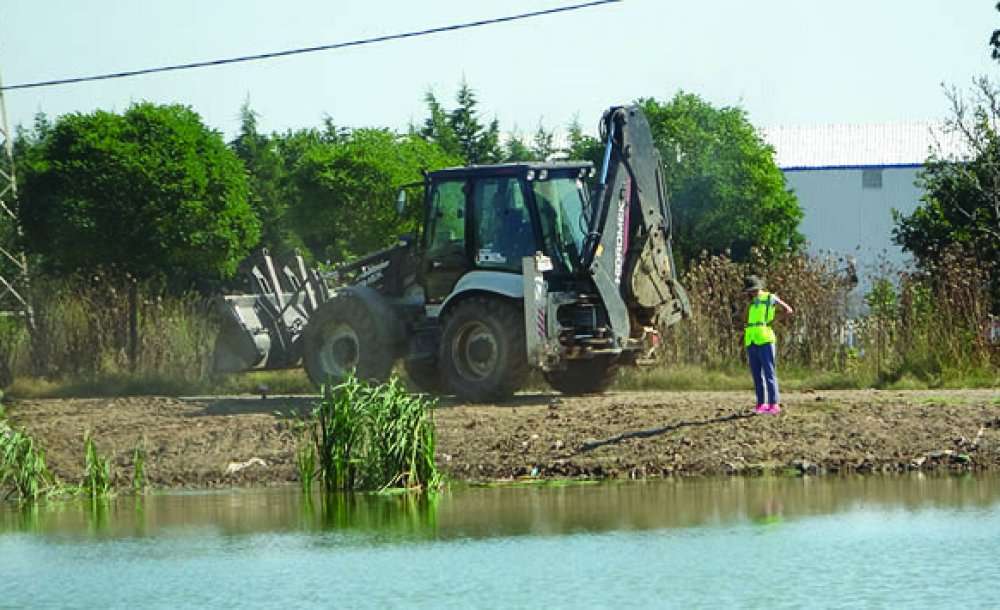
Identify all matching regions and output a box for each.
[743,275,794,415]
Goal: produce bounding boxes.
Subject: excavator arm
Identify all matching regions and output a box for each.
[584,105,690,349]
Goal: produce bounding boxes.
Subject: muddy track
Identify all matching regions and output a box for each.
[5,389,1000,489]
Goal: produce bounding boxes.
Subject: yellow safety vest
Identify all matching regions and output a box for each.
[744,291,777,346]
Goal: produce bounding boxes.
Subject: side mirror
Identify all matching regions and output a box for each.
[395,189,407,216]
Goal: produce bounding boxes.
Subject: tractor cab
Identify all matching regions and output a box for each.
[419,162,594,303]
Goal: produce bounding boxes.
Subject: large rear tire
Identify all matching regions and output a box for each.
[302,288,398,387]
[544,356,620,395]
[439,297,528,403]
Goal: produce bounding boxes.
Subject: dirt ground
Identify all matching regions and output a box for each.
[6,389,1000,488]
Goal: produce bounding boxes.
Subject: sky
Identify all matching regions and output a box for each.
[1,0,998,140]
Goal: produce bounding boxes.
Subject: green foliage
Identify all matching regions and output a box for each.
[658,250,994,385]
[502,122,561,162]
[639,93,803,264]
[991,2,999,61]
[564,116,603,166]
[0,317,27,387]
[9,275,216,382]
[82,432,113,502]
[0,418,55,502]
[865,278,898,318]
[418,91,462,159]
[296,438,316,495]
[418,80,502,164]
[894,77,1000,307]
[18,102,260,284]
[230,101,304,259]
[501,129,536,162]
[288,128,460,262]
[308,375,440,492]
[132,440,146,494]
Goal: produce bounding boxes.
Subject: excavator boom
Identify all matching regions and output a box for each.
[585,105,690,348]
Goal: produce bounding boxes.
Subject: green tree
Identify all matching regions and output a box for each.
[417,91,461,159]
[231,101,292,256]
[991,1,1000,61]
[500,121,556,162]
[18,102,259,283]
[893,77,1000,304]
[531,122,557,160]
[563,115,603,165]
[288,128,461,262]
[639,93,803,264]
[501,127,536,162]
[417,80,501,164]
[450,81,501,164]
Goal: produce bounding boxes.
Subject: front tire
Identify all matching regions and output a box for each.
[544,356,620,395]
[439,297,528,402]
[302,288,398,386]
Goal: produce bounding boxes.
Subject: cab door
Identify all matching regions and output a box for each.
[469,175,536,273]
[421,178,469,303]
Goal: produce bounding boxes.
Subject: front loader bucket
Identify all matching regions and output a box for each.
[212,295,271,373]
[212,249,331,374]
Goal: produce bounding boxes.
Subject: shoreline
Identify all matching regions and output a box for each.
[4,389,999,490]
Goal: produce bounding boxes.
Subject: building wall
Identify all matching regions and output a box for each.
[783,165,923,279]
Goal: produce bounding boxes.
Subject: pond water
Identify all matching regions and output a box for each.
[2,475,1000,609]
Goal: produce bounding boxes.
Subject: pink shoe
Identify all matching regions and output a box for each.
[766,404,782,415]
[754,404,769,414]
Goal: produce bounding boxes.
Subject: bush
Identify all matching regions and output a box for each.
[657,247,996,384]
[660,250,853,370]
[0,415,55,502]
[306,375,439,492]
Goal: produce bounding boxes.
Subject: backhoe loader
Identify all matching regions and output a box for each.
[213,105,690,401]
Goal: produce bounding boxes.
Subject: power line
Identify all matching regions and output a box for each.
[2,1,621,92]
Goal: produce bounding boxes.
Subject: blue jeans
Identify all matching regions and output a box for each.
[747,343,779,405]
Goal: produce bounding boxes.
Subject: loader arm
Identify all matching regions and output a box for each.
[584,105,690,347]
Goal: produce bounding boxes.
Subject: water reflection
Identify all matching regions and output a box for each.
[1,474,998,541]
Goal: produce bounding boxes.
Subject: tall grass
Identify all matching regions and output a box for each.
[132,440,147,494]
[0,419,55,502]
[658,248,997,386]
[296,439,316,495]
[5,274,217,392]
[0,317,27,388]
[1,250,995,398]
[306,375,440,492]
[82,432,113,502]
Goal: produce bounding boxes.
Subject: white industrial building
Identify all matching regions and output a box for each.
[761,122,966,283]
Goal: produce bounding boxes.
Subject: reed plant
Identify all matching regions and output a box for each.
[82,432,113,501]
[0,420,55,502]
[308,491,439,536]
[132,440,147,494]
[296,438,316,495]
[308,375,440,492]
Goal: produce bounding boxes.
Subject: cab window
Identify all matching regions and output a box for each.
[471,176,534,272]
[425,179,467,259]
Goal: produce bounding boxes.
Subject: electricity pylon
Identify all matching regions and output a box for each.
[0,70,31,322]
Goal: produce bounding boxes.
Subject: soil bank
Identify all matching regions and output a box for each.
[5,389,1000,488]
